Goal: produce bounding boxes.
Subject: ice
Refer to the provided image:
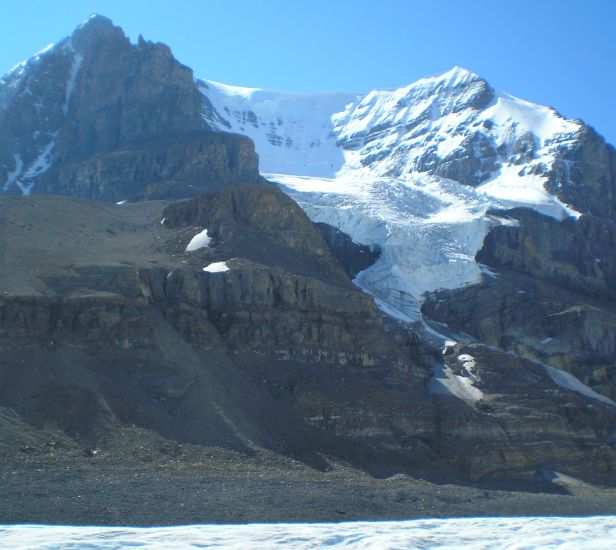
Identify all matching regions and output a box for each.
[545,365,616,407]
[203,261,229,273]
[3,516,615,549]
[185,229,211,252]
[273,172,495,322]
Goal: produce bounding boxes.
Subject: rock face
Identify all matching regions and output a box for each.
[0,15,259,200]
[546,126,616,219]
[423,205,616,403]
[431,342,616,484]
[478,208,616,301]
[424,271,616,402]
[2,191,616,484]
[315,222,381,279]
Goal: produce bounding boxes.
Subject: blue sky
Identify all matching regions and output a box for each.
[2,0,615,144]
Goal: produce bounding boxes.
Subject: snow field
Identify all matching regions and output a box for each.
[2,516,615,549]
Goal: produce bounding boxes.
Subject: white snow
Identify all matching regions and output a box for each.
[428,361,484,402]
[2,517,615,549]
[3,154,23,191]
[3,139,56,195]
[5,43,55,80]
[203,261,229,273]
[545,365,616,407]
[201,67,585,324]
[18,139,56,194]
[63,53,84,115]
[185,229,211,252]
[77,13,103,29]
[201,80,359,178]
[477,163,581,220]
[458,353,478,381]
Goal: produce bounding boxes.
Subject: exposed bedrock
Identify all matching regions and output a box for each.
[314,222,381,279]
[0,15,260,199]
[479,208,616,301]
[545,126,616,219]
[2,190,616,484]
[423,206,616,402]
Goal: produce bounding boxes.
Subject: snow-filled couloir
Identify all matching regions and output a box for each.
[200,67,586,322]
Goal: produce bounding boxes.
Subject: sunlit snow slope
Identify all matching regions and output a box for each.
[200,68,584,322]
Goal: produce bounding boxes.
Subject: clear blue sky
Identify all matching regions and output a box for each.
[2,0,615,144]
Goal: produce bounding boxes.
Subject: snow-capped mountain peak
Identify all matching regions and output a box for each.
[199,68,593,322]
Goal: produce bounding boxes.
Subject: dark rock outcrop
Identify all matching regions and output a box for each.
[545,125,616,219]
[478,208,616,301]
[424,271,616,402]
[431,342,616,484]
[423,206,616,403]
[314,222,381,279]
[0,15,259,200]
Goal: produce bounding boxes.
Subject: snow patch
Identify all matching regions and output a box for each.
[5,43,55,80]
[3,139,56,195]
[63,53,84,116]
[458,354,478,381]
[428,361,484,402]
[477,163,580,220]
[545,365,616,407]
[203,261,229,273]
[201,80,359,178]
[186,229,212,252]
[3,154,23,191]
[18,139,56,194]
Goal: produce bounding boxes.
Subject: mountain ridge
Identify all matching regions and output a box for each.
[0,14,260,200]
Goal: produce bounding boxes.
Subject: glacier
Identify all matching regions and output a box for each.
[2,516,615,549]
[200,67,584,323]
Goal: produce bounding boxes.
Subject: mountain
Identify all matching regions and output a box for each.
[1,15,616,521]
[199,66,616,402]
[0,14,259,201]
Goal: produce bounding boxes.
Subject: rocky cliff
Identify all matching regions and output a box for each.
[0,15,259,200]
[2,189,615,484]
